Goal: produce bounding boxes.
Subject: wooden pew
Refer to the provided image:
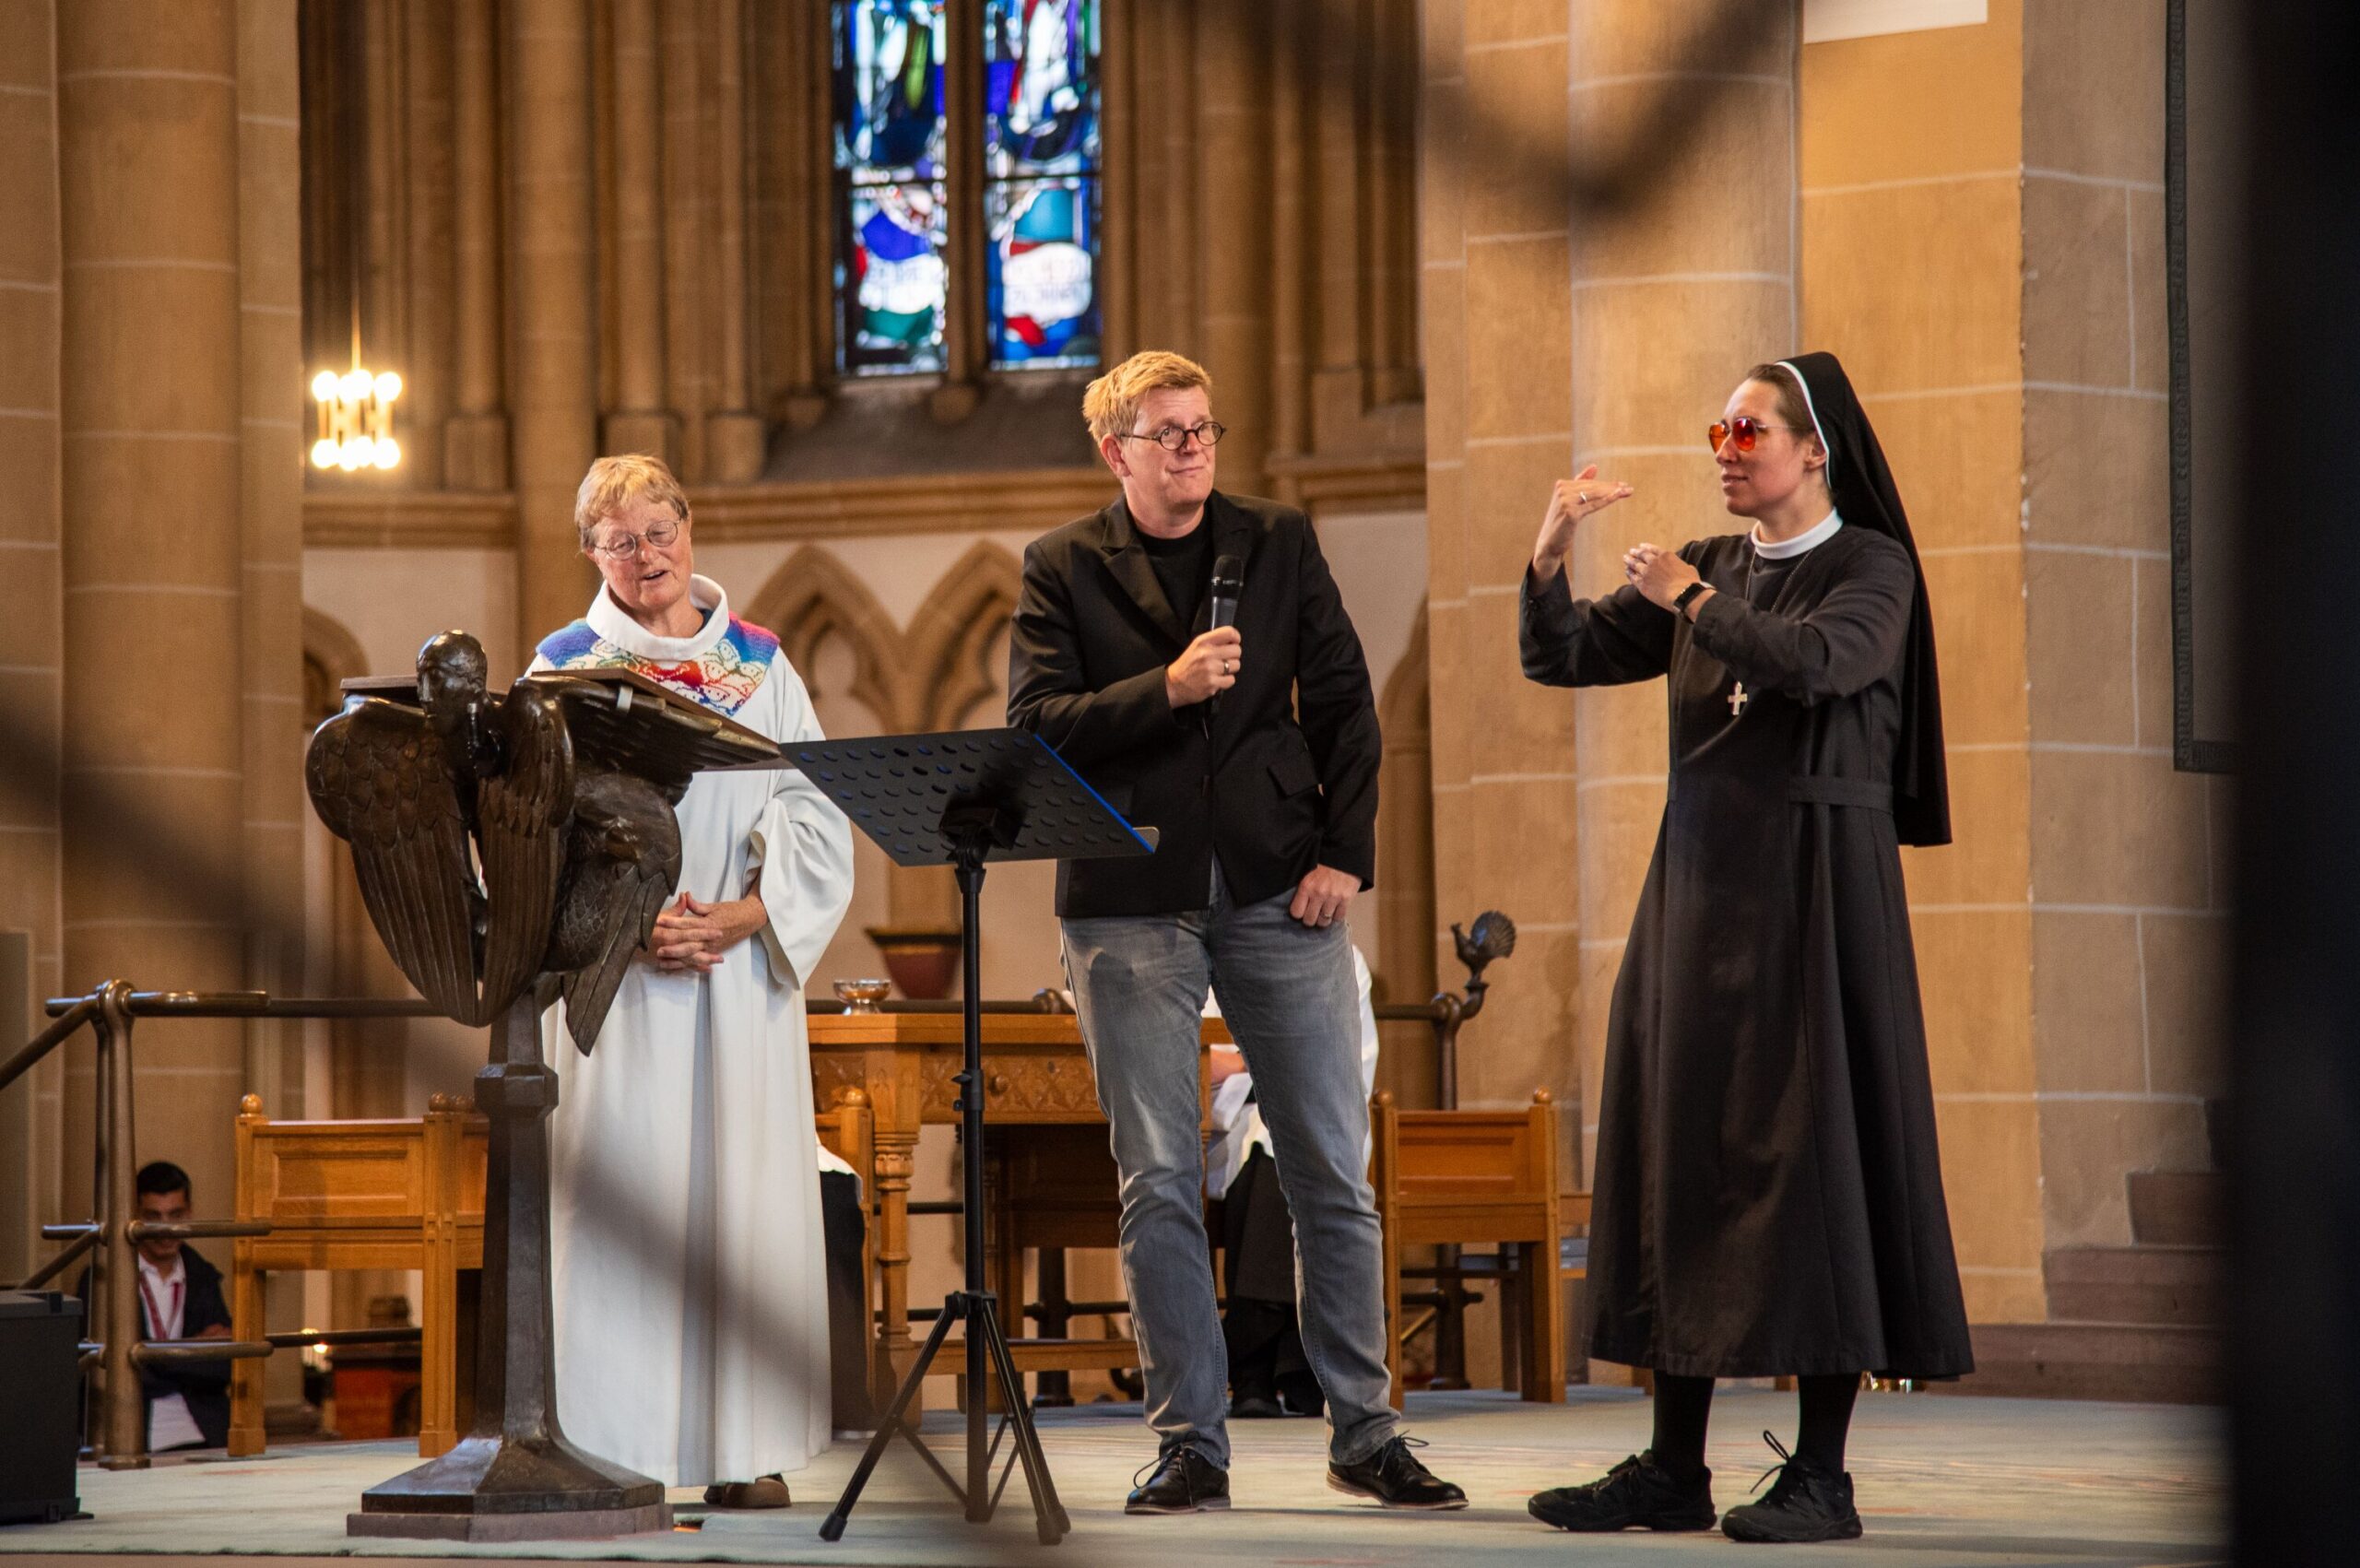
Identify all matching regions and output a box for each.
[228,1094,486,1458]
[1373,1090,1564,1409]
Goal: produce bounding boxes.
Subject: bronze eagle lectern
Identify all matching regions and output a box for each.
[307,630,783,1540]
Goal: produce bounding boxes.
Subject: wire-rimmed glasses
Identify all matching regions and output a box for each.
[589,517,683,560]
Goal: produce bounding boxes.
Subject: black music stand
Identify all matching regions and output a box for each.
[799,728,1154,1547]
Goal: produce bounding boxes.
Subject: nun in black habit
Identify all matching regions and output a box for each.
[1517,352,1971,1546]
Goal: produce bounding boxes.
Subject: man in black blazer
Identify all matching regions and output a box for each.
[1009,350,1462,1516]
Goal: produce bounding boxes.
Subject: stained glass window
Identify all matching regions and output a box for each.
[983,0,1100,370]
[833,1,949,374]
[830,0,1100,378]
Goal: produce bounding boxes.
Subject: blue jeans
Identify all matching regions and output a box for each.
[1060,868,1396,1468]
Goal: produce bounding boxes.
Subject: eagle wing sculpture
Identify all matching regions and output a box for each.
[305,697,490,1024]
[476,683,575,1018]
[307,637,791,1051]
[550,770,683,1055]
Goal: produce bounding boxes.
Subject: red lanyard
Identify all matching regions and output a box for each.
[136,1268,182,1341]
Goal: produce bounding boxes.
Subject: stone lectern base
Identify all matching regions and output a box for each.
[346,1503,671,1541]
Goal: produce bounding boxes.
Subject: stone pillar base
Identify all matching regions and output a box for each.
[703,411,767,482]
[600,410,678,468]
[443,414,512,490]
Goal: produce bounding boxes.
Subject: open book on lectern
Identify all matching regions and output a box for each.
[782,727,1157,868]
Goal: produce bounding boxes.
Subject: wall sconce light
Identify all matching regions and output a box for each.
[310,365,402,471]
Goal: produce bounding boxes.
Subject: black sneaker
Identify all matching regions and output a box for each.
[1327,1435,1468,1510]
[1720,1432,1862,1543]
[1528,1452,1717,1532]
[1126,1448,1231,1515]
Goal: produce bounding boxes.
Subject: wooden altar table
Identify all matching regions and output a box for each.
[806,1009,1222,1407]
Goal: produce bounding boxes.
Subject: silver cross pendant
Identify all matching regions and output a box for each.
[1729,682,1750,716]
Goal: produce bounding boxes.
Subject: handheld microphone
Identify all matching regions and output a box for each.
[1210,554,1244,630]
[1206,554,1244,729]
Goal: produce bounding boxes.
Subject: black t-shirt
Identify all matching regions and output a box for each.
[1139,521,1213,631]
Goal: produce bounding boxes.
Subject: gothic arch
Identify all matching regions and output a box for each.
[745,547,907,731]
[302,607,372,722]
[905,541,1022,732]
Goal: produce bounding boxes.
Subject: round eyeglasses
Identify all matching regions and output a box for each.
[1115,419,1227,453]
[590,517,682,560]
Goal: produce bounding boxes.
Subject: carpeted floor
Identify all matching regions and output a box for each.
[0,1388,2224,1568]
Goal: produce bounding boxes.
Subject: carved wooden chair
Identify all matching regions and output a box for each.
[1372,1089,1564,1409]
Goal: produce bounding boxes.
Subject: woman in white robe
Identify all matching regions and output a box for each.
[534,454,856,1496]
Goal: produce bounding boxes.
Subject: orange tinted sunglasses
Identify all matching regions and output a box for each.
[1707,416,1807,454]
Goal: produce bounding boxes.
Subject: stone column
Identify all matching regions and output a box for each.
[1564,3,1797,1179]
[603,0,677,465]
[507,0,601,655]
[702,0,764,478]
[1421,0,1798,1262]
[235,1,307,1394]
[445,0,510,491]
[749,0,827,426]
[659,0,713,477]
[1419,0,1582,1186]
[1096,0,1137,359]
[0,0,66,1251]
[57,0,251,1212]
[236,0,307,1121]
[402,0,456,489]
[1195,0,1273,494]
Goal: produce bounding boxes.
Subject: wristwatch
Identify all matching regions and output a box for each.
[1672,581,1709,615]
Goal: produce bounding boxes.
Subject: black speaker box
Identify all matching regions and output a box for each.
[0,1291,85,1525]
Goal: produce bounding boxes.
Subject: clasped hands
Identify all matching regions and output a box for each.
[645,890,766,973]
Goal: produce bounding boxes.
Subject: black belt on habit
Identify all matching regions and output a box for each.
[1784,775,1894,812]
[1665,774,1895,813]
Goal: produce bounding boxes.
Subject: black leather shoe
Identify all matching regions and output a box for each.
[1229,1391,1285,1420]
[1126,1448,1231,1515]
[1528,1452,1717,1532]
[1720,1432,1862,1543]
[1327,1435,1468,1510]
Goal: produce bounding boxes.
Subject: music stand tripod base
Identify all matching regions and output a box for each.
[789,729,1153,1547]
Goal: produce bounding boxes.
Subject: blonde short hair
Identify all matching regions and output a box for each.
[1081,351,1213,445]
[574,454,690,548]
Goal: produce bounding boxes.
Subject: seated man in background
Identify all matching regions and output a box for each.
[1207,948,1382,1420]
[81,1161,236,1451]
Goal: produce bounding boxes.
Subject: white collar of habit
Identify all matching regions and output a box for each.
[585,573,729,661]
[1750,509,1843,560]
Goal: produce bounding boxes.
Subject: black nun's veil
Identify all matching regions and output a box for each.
[1776,351,1952,847]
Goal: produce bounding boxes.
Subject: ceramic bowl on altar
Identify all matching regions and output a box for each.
[831,978,892,1013]
[863,926,962,1000]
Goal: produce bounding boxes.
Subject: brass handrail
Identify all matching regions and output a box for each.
[0,994,97,1095]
